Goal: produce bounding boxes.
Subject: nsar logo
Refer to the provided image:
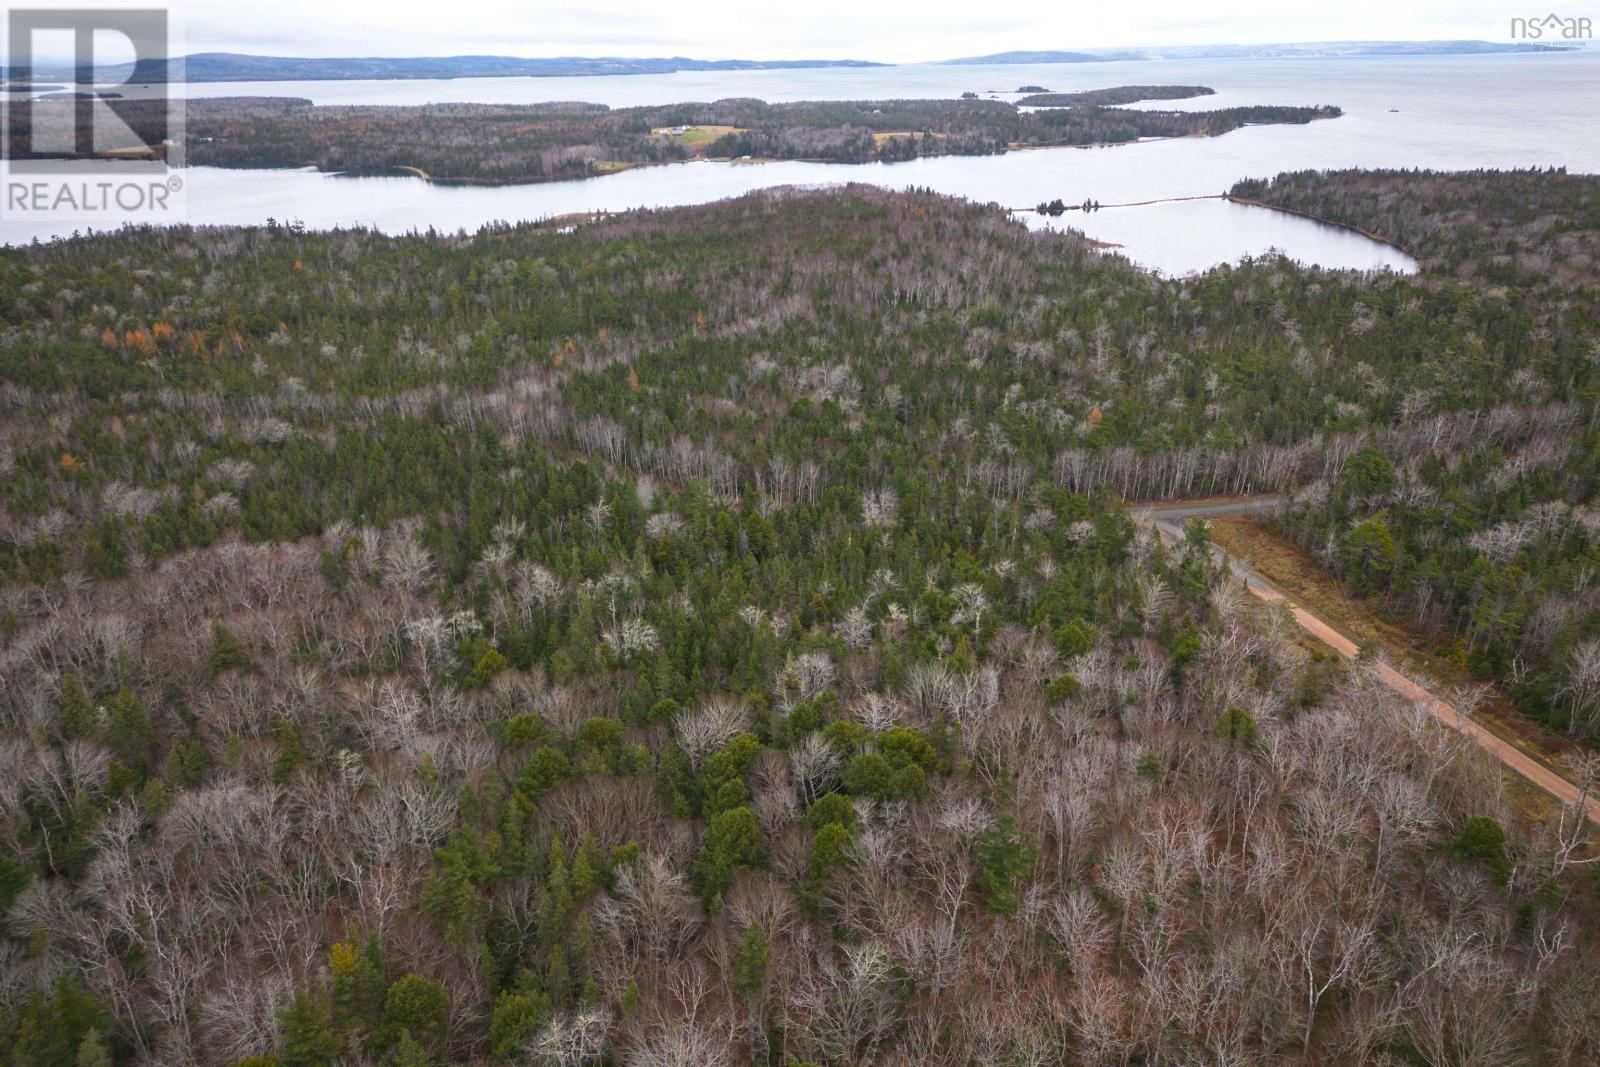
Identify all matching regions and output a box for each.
[1510,12,1594,38]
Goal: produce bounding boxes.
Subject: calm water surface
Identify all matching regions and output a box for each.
[6,52,1596,274]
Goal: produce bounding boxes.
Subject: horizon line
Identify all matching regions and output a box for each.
[9,36,1587,73]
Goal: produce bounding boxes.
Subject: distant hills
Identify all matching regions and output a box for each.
[942,40,1582,64]
[4,39,1582,86]
[9,52,885,84]
[939,50,1117,65]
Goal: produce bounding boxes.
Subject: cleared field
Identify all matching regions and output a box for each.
[652,123,743,144]
[871,130,947,147]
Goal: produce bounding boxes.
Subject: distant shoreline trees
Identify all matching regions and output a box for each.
[5,93,1338,184]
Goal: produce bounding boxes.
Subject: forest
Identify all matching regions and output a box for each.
[1231,167,1600,287]
[6,93,1339,183]
[1231,169,1600,739]
[3,180,1600,1066]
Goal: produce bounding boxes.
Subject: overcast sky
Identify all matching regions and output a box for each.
[178,1,1562,60]
[20,0,1572,63]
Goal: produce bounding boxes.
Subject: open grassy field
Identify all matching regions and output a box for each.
[870,130,953,146]
[652,123,743,145]
[871,130,920,146]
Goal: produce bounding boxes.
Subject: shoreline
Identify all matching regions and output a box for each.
[269,124,1326,189]
[1221,193,1418,258]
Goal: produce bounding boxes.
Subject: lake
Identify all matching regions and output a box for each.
[5,51,1597,274]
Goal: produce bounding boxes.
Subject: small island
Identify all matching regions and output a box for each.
[1018,85,1216,107]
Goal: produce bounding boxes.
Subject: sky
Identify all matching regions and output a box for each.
[15,0,1579,64]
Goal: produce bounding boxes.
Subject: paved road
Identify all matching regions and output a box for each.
[1133,497,1600,822]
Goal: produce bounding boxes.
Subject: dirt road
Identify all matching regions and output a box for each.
[1133,497,1600,822]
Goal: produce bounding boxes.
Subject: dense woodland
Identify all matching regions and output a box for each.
[7,93,1338,183]
[3,183,1600,1066]
[1233,169,1600,739]
[1232,168,1600,287]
